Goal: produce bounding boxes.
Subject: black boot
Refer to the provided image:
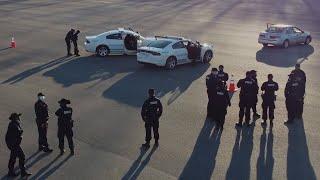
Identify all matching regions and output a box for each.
[142,142,150,149]
[7,171,18,177]
[60,149,65,156]
[70,149,75,155]
[154,140,159,147]
[21,171,32,177]
[43,147,53,153]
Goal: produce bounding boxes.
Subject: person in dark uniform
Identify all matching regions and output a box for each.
[250,70,261,118]
[206,68,219,119]
[284,74,305,124]
[212,81,231,129]
[65,28,75,56]
[55,98,74,155]
[217,65,229,87]
[34,92,53,152]
[291,64,306,118]
[5,113,32,178]
[72,30,80,56]
[141,89,163,148]
[236,71,259,127]
[261,74,279,126]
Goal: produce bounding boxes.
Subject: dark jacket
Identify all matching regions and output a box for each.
[141,97,163,123]
[65,30,74,42]
[291,69,306,84]
[35,100,49,124]
[217,71,229,82]
[261,80,279,99]
[71,31,80,42]
[237,77,259,99]
[5,120,23,149]
[212,87,231,109]
[55,107,73,127]
[285,79,305,100]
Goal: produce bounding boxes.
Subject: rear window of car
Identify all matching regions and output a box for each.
[147,40,171,48]
[266,27,284,33]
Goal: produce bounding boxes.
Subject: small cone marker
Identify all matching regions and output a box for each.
[11,37,16,48]
[228,74,238,92]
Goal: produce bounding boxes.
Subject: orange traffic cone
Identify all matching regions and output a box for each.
[228,74,238,92]
[11,36,16,48]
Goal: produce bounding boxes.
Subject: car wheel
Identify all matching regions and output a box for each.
[305,36,312,45]
[263,43,268,47]
[165,57,177,70]
[96,46,109,57]
[283,40,289,49]
[203,51,213,63]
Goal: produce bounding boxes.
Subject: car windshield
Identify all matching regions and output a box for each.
[147,40,171,48]
[266,27,284,33]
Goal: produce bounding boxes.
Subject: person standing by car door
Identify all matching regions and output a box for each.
[65,29,74,56]
[72,30,80,56]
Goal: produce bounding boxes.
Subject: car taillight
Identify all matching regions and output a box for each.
[86,39,90,43]
[270,36,280,39]
[151,52,161,56]
[259,34,265,37]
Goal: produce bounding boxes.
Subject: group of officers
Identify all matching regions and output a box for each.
[4,64,306,177]
[5,93,74,177]
[205,63,306,128]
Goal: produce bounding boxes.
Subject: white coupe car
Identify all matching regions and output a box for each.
[137,36,214,69]
[85,28,148,57]
[258,24,312,48]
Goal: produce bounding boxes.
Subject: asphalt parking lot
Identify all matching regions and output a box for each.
[0,0,319,179]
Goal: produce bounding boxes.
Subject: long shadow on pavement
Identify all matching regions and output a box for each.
[122,145,158,180]
[179,118,222,180]
[256,45,314,67]
[256,125,274,180]
[2,56,72,84]
[286,119,316,180]
[226,121,256,180]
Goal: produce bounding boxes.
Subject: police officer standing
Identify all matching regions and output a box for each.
[217,65,229,87]
[211,81,231,129]
[250,70,261,118]
[72,30,81,56]
[141,89,163,148]
[291,63,306,118]
[284,74,305,124]
[206,68,219,118]
[55,98,74,155]
[291,63,306,85]
[5,113,32,177]
[65,28,74,56]
[261,74,279,126]
[35,92,53,152]
[236,71,259,127]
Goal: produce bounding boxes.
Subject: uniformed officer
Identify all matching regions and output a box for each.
[291,64,306,118]
[34,92,53,152]
[206,68,219,118]
[72,30,80,56]
[291,63,306,85]
[55,98,74,155]
[65,29,74,56]
[212,81,231,129]
[141,89,163,148]
[236,71,259,127]
[284,74,305,124]
[250,70,261,118]
[261,74,279,126]
[217,65,229,87]
[5,113,32,177]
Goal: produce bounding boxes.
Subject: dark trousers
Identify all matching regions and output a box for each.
[8,146,26,173]
[239,104,252,124]
[66,40,71,55]
[262,103,275,121]
[145,121,159,143]
[73,40,79,55]
[37,122,48,148]
[212,108,227,127]
[297,98,304,118]
[58,126,74,150]
[286,98,298,121]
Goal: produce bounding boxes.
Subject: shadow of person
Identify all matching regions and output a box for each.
[43,55,138,87]
[122,145,158,180]
[179,118,222,180]
[286,119,316,180]
[103,63,210,107]
[256,45,314,67]
[2,56,73,84]
[0,47,10,52]
[226,122,256,180]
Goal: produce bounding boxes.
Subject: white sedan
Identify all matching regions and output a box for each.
[84,28,149,57]
[137,36,214,69]
[258,24,312,48]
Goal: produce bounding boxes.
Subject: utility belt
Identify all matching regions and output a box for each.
[261,94,276,101]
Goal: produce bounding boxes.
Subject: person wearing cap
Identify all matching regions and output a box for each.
[291,63,306,118]
[71,30,81,56]
[284,74,305,124]
[261,74,279,126]
[211,80,231,129]
[5,113,32,177]
[55,98,74,155]
[141,89,163,148]
[65,28,75,56]
[250,70,261,118]
[34,93,53,153]
[206,67,220,119]
[236,71,259,127]
[217,65,229,87]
